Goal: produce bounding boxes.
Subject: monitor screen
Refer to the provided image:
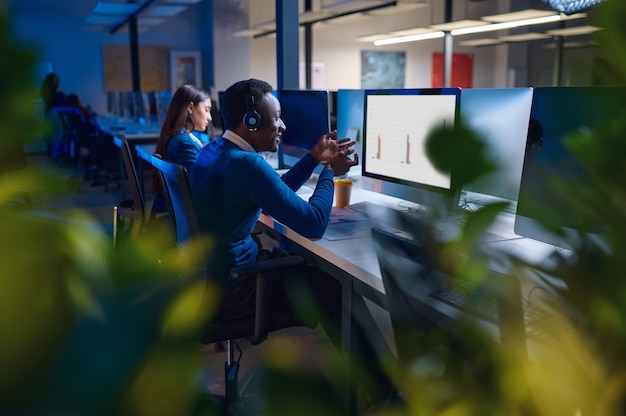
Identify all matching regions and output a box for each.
[278,89,330,166]
[361,88,461,210]
[460,87,534,202]
[514,86,624,247]
[336,89,365,172]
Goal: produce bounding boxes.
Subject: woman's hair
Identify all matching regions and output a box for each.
[154,84,211,159]
[152,84,210,194]
[222,78,273,131]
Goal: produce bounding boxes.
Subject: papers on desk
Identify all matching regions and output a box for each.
[324,206,371,241]
[329,206,368,224]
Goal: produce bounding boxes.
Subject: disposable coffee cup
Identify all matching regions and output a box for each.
[334,178,353,208]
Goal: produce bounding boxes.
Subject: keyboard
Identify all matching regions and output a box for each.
[428,274,499,324]
[427,273,557,345]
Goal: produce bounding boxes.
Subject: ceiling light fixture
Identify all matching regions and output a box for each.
[374,30,445,45]
[450,14,562,36]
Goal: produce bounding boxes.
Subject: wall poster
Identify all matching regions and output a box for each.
[170,50,202,90]
[361,50,406,89]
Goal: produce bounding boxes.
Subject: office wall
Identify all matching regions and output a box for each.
[7,0,213,115]
[247,0,512,90]
[212,0,250,94]
[5,0,602,117]
[243,0,602,91]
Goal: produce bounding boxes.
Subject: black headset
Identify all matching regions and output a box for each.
[242,80,261,131]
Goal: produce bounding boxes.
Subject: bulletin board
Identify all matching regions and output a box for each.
[102,44,169,92]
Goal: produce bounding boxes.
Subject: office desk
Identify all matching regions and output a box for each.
[255,177,568,411]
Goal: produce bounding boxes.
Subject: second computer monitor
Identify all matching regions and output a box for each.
[361,87,461,211]
[514,85,625,247]
[460,87,534,201]
[278,89,330,167]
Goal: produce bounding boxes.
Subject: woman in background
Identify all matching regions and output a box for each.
[151,84,212,216]
[39,72,66,114]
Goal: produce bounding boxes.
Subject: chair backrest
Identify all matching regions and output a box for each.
[150,154,200,248]
[114,136,145,216]
[54,106,96,142]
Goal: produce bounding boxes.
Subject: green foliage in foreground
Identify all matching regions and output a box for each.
[2,1,626,415]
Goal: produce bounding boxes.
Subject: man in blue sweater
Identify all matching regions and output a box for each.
[191,79,397,405]
[191,77,357,324]
[191,79,356,286]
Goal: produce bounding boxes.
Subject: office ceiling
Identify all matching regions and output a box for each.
[6,0,203,33]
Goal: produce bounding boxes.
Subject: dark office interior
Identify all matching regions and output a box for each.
[2,0,626,415]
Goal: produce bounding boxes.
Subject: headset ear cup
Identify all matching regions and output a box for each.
[242,80,262,131]
[243,109,261,131]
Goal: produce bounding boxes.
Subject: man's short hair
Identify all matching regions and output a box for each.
[222,78,274,130]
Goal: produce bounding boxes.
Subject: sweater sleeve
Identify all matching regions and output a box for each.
[246,155,333,239]
[280,152,319,191]
[168,134,201,170]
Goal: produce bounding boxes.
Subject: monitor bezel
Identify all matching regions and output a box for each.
[361,87,462,201]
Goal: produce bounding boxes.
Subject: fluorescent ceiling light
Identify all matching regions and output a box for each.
[374,30,444,46]
[482,9,558,23]
[458,38,502,47]
[93,1,141,15]
[430,19,490,31]
[451,14,561,36]
[499,32,551,42]
[546,25,601,36]
[388,27,441,37]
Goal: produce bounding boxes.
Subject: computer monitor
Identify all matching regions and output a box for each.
[460,87,534,202]
[361,87,461,211]
[278,89,330,168]
[514,86,624,247]
[336,89,365,171]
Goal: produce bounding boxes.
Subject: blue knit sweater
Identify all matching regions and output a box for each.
[190,136,334,284]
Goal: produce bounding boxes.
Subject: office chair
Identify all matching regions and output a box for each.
[112,136,146,246]
[371,211,527,384]
[150,154,306,412]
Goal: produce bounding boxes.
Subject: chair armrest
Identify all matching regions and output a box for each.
[229,255,305,344]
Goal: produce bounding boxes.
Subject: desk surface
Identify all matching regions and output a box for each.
[97,115,160,138]
[259,175,564,303]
